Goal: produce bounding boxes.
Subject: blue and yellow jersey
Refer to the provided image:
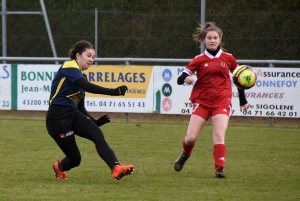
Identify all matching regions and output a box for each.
[49,60,85,108]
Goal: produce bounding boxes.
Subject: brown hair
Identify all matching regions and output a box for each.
[193,22,225,50]
[68,40,94,60]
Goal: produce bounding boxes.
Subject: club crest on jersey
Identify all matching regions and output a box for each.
[220,62,226,68]
[66,91,82,104]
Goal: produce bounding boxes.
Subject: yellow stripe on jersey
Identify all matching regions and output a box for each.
[62,60,82,72]
[50,77,66,105]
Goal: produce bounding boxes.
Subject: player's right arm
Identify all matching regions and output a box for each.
[177,56,201,85]
[177,72,189,85]
[74,78,127,96]
[61,60,127,96]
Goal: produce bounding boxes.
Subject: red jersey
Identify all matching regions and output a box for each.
[184,49,238,107]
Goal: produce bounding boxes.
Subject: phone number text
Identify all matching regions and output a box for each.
[231,110,298,117]
[86,101,146,108]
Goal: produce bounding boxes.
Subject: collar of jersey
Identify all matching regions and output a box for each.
[204,49,223,59]
[72,60,83,72]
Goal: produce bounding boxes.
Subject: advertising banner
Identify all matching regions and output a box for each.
[154,66,300,118]
[17,64,60,110]
[0,64,12,110]
[9,64,300,117]
[153,66,197,114]
[232,67,300,118]
[84,65,154,113]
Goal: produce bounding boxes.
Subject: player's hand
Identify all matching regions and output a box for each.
[112,85,128,96]
[184,76,194,84]
[95,115,110,126]
[240,103,252,112]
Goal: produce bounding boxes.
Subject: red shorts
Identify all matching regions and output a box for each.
[192,103,231,121]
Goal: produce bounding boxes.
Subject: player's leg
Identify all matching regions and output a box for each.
[174,104,208,172]
[52,132,81,179]
[73,112,134,180]
[211,106,231,178]
[46,109,82,179]
[47,125,81,179]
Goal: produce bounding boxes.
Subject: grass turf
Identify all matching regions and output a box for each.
[0,118,299,201]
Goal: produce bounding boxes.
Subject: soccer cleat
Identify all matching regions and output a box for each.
[53,160,68,180]
[112,164,134,180]
[174,154,188,172]
[215,168,225,178]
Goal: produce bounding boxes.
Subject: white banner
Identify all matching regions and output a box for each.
[0,64,12,110]
[154,66,300,118]
[232,67,300,118]
[153,66,196,114]
[17,64,60,110]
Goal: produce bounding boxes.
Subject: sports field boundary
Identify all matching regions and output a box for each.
[0,110,299,127]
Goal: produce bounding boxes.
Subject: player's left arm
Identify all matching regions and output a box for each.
[228,55,239,73]
[78,98,110,126]
[238,88,252,112]
[228,55,252,112]
[78,98,96,121]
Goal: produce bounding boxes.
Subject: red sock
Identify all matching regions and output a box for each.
[213,144,226,170]
[182,141,194,158]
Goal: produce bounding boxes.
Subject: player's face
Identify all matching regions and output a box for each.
[76,48,95,70]
[203,31,221,51]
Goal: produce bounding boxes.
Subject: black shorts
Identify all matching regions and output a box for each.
[46,104,105,159]
[46,104,77,137]
[46,104,104,141]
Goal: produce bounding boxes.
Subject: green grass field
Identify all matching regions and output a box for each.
[0,117,299,201]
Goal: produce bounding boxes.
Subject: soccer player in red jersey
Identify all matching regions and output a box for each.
[174,22,252,178]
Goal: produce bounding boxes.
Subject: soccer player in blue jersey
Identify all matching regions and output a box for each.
[46,40,134,180]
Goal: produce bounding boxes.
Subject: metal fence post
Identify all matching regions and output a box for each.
[268,62,274,126]
[125,59,130,122]
[95,7,98,65]
[268,117,274,127]
[200,0,206,54]
[39,0,57,64]
[2,0,7,63]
